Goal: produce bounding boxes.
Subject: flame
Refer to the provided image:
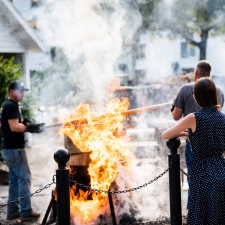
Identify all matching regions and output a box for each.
[109,77,121,92]
[59,98,134,221]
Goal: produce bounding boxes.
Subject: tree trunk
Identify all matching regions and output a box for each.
[198,29,209,60]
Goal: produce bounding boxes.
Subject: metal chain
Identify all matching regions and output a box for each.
[0,165,186,208]
[180,167,190,178]
[70,168,169,194]
[0,175,56,209]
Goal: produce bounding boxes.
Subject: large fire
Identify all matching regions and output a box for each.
[59,98,134,222]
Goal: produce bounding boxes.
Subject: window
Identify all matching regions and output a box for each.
[181,42,188,58]
[118,64,128,73]
[136,44,146,59]
[135,70,146,79]
[189,45,196,57]
[31,0,43,8]
[182,68,194,73]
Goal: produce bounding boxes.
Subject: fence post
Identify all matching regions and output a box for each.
[54,148,71,225]
[167,138,182,225]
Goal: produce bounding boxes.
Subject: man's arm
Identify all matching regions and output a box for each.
[8,119,26,132]
[172,107,183,121]
[172,85,186,121]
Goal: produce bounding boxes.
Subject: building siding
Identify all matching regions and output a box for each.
[135,33,225,79]
[0,19,25,53]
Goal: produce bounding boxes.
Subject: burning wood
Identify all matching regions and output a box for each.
[59,98,134,222]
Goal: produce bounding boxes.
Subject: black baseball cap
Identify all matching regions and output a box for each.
[8,81,29,92]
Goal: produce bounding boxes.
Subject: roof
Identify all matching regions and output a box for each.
[0,0,44,52]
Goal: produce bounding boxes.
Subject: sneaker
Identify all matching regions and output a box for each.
[7,211,20,220]
[21,210,40,222]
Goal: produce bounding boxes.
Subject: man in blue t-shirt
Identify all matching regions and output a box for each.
[172,61,224,211]
[0,81,44,222]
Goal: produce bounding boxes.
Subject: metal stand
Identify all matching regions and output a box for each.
[54,148,71,225]
[108,188,117,225]
[42,190,57,225]
[167,138,182,225]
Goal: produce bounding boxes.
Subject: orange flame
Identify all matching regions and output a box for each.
[59,98,134,221]
[109,77,121,92]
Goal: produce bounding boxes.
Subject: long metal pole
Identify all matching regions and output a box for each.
[167,138,182,225]
[45,102,173,129]
[108,188,117,225]
[121,102,173,115]
[54,149,71,225]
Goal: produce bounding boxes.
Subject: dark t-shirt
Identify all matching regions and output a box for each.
[173,82,224,117]
[0,99,25,149]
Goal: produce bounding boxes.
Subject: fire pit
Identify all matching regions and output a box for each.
[58,99,133,224]
[65,135,92,199]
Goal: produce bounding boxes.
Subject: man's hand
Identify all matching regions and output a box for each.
[22,118,31,126]
[25,123,45,133]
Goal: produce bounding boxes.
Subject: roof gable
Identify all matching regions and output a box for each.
[0,0,44,52]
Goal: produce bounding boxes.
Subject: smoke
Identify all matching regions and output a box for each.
[27,0,188,224]
[114,157,170,222]
[33,0,142,113]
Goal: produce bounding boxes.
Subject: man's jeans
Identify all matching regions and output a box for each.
[185,139,193,210]
[1,149,32,218]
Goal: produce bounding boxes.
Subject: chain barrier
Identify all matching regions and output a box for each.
[0,165,187,208]
[180,167,190,178]
[0,175,56,209]
[70,167,170,194]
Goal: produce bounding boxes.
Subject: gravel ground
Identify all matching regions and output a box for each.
[0,193,188,225]
[0,194,52,225]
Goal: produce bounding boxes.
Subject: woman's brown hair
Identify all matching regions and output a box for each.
[193,77,221,110]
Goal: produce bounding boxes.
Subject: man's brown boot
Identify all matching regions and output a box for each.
[21,210,40,222]
[7,211,20,220]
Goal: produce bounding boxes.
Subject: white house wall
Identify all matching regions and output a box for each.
[136,33,225,79]
[136,33,199,79]
[0,19,25,53]
[12,0,51,71]
[207,36,225,76]
[12,0,32,21]
[28,52,52,71]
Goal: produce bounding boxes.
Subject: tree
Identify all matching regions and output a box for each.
[121,0,162,79]
[0,56,23,106]
[162,0,225,60]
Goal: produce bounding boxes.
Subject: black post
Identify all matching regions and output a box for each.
[167,138,182,225]
[54,149,71,225]
[108,188,117,225]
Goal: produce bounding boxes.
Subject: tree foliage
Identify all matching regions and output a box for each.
[161,0,225,60]
[0,56,23,106]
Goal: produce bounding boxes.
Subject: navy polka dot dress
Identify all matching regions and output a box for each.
[187,107,225,225]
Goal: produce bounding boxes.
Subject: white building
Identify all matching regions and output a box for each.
[134,33,225,80]
[5,0,51,71]
[0,0,45,88]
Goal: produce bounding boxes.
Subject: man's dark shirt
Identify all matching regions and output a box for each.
[0,99,25,149]
[173,82,224,117]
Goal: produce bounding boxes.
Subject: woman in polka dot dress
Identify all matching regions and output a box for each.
[162,77,225,225]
